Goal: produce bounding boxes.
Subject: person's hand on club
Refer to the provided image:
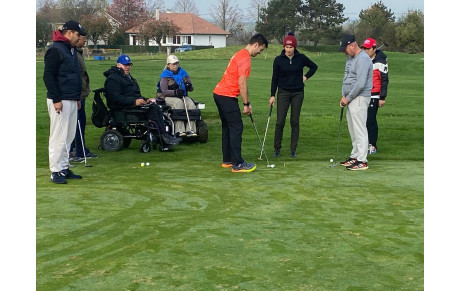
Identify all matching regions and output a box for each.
[175,89,185,97]
[269,96,275,106]
[243,103,252,115]
[147,98,156,104]
[340,96,349,107]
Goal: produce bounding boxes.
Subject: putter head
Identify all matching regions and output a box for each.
[258,157,263,160]
[329,163,338,168]
[267,164,275,168]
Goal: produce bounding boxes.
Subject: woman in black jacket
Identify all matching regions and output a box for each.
[269,33,318,158]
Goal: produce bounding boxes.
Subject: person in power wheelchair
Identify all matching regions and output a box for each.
[158,54,198,138]
[103,54,181,147]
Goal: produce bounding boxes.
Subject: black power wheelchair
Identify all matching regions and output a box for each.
[91,88,208,153]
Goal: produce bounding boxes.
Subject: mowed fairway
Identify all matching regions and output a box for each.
[36,46,424,290]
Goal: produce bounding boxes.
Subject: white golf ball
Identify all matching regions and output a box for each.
[141,162,145,167]
[146,162,150,166]
[330,159,334,163]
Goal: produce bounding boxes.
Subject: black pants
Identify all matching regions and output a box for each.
[70,98,89,157]
[366,98,379,147]
[274,88,304,152]
[144,103,166,134]
[214,93,244,165]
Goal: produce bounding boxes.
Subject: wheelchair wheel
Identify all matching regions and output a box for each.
[100,129,124,151]
[139,140,151,153]
[196,120,208,143]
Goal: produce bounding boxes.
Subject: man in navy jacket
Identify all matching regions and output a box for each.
[44,20,87,184]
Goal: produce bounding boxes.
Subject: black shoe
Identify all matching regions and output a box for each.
[85,152,98,159]
[290,150,297,158]
[50,172,67,184]
[273,150,280,158]
[61,169,82,179]
[162,134,181,146]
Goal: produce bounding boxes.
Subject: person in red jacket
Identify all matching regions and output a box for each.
[361,38,389,154]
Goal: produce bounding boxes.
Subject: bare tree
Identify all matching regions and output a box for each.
[248,0,268,22]
[107,0,149,30]
[171,0,198,14]
[145,0,166,15]
[58,0,108,21]
[210,0,242,33]
[138,19,180,52]
[80,14,112,49]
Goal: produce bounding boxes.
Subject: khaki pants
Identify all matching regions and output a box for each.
[47,99,78,172]
[165,96,196,133]
[347,96,370,163]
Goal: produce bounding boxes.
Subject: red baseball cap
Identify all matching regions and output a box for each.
[361,38,377,48]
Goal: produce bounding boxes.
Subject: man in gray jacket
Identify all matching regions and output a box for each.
[338,35,373,170]
[70,34,98,161]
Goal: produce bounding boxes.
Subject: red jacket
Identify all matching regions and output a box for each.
[371,50,389,100]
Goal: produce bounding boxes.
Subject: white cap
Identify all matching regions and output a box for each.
[166,54,179,64]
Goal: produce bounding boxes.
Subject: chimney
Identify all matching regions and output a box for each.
[155,8,159,20]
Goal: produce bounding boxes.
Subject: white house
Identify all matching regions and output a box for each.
[125,12,230,49]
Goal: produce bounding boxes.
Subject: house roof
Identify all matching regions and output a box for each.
[125,13,230,35]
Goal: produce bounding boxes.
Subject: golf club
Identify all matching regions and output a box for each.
[249,114,275,168]
[259,105,273,161]
[329,106,344,168]
[377,42,388,50]
[181,95,194,134]
[77,119,92,167]
[58,112,75,168]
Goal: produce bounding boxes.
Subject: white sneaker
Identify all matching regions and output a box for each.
[368,144,377,154]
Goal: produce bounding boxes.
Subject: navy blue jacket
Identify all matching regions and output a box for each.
[271,49,318,96]
[103,66,146,110]
[43,30,82,103]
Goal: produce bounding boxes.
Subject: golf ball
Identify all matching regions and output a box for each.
[146,162,150,166]
[330,159,334,163]
[141,162,145,167]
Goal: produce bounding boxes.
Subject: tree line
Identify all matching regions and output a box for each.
[36,0,423,53]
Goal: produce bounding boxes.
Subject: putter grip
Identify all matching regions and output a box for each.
[249,114,254,122]
[340,107,344,121]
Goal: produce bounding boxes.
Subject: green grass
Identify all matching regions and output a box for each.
[36,46,424,290]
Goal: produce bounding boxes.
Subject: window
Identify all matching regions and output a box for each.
[181,36,192,45]
[173,36,180,44]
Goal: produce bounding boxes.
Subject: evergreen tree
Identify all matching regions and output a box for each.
[300,0,347,47]
[255,0,303,43]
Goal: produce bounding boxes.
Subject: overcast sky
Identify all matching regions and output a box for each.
[193,0,424,21]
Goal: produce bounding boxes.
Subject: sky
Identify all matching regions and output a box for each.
[193,0,424,21]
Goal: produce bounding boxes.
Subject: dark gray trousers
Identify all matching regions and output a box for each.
[273,88,304,152]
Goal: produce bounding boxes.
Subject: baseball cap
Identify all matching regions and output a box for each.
[62,20,87,36]
[338,35,356,52]
[117,54,133,65]
[167,54,179,64]
[361,38,377,49]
